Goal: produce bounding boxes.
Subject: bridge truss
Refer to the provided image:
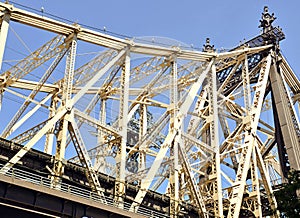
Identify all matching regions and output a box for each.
[0,2,299,217]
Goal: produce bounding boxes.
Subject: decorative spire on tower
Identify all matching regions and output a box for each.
[259,6,276,34]
[202,38,215,52]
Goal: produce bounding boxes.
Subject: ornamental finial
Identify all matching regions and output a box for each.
[203,38,215,52]
[259,6,276,34]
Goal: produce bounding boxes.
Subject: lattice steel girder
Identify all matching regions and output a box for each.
[0,34,66,83]
[72,49,117,86]
[11,118,49,145]
[1,48,69,138]
[9,93,54,142]
[0,49,125,173]
[0,107,67,174]
[72,50,126,104]
[227,52,273,218]
[130,60,213,212]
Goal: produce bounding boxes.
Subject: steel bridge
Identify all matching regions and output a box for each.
[0,2,299,217]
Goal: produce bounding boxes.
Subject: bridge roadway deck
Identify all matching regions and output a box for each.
[0,138,198,218]
[0,171,143,218]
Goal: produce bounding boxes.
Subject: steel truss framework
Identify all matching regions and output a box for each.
[0,3,299,218]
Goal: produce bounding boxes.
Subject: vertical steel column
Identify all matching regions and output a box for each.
[114,49,130,207]
[95,99,107,173]
[250,147,262,217]
[169,57,179,217]
[242,54,251,112]
[209,63,223,217]
[44,94,58,155]
[52,117,69,187]
[139,103,147,171]
[242,55,263,217]
[0,12,9,110]
[270,63,300,173]
[62,35,77,110]
[0,12,9,71]
[52,35,77,187]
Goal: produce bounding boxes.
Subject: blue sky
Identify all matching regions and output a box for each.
[8,0,300,78]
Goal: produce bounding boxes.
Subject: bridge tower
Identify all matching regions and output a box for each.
[0,2,299,217]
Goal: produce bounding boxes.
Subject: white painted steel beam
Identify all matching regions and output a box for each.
[0,12,10,71]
